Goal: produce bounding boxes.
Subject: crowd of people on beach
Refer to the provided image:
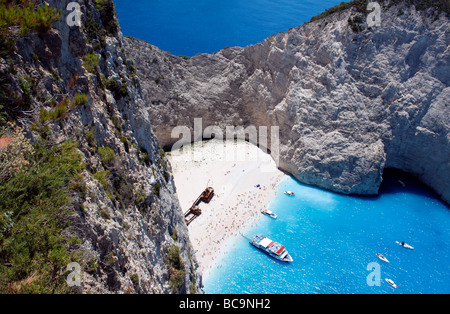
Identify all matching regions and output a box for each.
[168,140,285,274]
[189,176,282,273]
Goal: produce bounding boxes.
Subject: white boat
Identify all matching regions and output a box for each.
[262,209,278,219]
[250,235,293,262]
[284,191,295,196]
[397,180,406,188]
[396,241,414,250]
[377,253,390,263]
[385,279,398,288]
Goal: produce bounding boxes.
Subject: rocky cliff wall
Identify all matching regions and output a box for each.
[1,0,201,293]
[126,1,449,204]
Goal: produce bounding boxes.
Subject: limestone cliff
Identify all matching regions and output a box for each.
[125,1,449,204]
[0,0,201,293]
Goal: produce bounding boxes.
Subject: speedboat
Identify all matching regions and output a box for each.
[377,253,390,263]
[284,191,295,196]
[262,209,278,219]
[396,241,414,250]
[397,180,406,188]
[385,279,398,288]
[250,235,293,262]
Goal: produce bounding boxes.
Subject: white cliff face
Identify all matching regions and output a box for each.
[126,3,449,204]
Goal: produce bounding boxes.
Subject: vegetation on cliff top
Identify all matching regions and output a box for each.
[310,0,449,23]
[0,0,61,57]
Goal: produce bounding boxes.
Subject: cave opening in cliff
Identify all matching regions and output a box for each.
[380,168,446,204]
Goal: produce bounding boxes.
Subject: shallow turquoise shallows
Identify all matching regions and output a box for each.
[113,0,345,56]
[204,171,450,294]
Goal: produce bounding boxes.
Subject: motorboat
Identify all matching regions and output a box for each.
[262,209,278,219]
[377,253,390,263]
[284,191,295,196]
[396,241,414,250]
[385,278,398,288]
[397,180,406,188]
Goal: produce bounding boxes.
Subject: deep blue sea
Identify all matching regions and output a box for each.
[205,171,450,294]
[112,1,450,294]
[113,0,345,56]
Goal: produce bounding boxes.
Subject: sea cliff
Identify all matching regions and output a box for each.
[125,0,449,204]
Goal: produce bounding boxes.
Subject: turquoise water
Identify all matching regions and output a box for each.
[205,171,450,294]
[113,0,344,56]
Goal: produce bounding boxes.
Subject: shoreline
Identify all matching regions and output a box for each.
[201,173,285,281]
[167,140,287,277]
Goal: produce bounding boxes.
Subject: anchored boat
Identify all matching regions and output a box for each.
[396,241,414,250]
[262,209,278,219]
[284,191,295,196]
[250,235,293,262]
[397,180,407,188]
[377,253,390,263]
[386,278,398,288]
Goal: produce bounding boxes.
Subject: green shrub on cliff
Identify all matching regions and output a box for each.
[309,0,449,23]
[82,52,100,74]
[0,0,61,56]
[71,93,88,109]
[0,140,83,293]
[0,0,61,34]
[94,0,119,35]
[0,104,7,126]
[97,146,115,166]
[167,244,185,292]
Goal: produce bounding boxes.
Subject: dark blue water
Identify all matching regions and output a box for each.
[113,0,344,56]
[205,172,450,294]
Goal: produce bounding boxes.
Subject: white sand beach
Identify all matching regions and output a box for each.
[167,140,286,277]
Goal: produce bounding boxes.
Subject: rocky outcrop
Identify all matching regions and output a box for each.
[125,1,449,204]
[1,0,201,293]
